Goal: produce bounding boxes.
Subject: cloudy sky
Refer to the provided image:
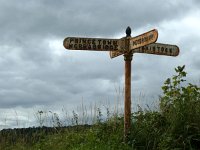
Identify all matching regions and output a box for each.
[0,0,200,129]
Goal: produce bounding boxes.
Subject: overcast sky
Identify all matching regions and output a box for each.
[0,0,200,129]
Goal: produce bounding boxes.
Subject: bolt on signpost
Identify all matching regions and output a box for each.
[63,26,179,142]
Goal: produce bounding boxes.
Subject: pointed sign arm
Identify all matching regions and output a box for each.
[110,43,180,58]
[63,37,125,51]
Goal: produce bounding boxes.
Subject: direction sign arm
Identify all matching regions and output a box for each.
[132,43,180,57]
[129,29,158,50]
[63,37,122,51]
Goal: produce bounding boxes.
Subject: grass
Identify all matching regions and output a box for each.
[0,65,200,150]
[0,117,130,150]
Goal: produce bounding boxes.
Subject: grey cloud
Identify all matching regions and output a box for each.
[0,45,123,108]
[0,0,196,44]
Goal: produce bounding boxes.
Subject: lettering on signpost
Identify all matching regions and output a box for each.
[109,29,158,58]
[110,50,123,58]
[109,50,123,58]
[110,43,179,58]
[129,29,158,50]
[63,37,122,51]
[133,43,179,56]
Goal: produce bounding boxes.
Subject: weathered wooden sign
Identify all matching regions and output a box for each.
[110,43,179,58]
[63,37,123,51]
[63,29,158,52]
[134,43,179,56]
[109,50,124,58]
[129,29,158,51]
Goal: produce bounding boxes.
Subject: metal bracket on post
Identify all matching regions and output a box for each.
[124,26,133,61]
[124,53,133,61]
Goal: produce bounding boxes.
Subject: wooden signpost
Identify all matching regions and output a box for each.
[63,26,179,141]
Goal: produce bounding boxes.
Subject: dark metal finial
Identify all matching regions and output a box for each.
[126,26,131,37]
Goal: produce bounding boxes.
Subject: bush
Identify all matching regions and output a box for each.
[129,65,200,149]
[159,65,200,149]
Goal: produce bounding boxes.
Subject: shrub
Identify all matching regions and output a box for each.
[159,65,200,149]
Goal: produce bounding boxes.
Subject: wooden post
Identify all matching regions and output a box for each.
[124,27,132,141]
[124,53,132,141]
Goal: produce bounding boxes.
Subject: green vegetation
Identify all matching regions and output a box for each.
[0,65,200,149]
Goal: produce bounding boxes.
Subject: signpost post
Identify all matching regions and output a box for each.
[124,27,132,140]
[63,26,179,142]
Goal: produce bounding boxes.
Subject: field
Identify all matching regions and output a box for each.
[0,66,200,150]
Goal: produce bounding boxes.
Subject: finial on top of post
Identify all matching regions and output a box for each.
[126,26,131,37]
